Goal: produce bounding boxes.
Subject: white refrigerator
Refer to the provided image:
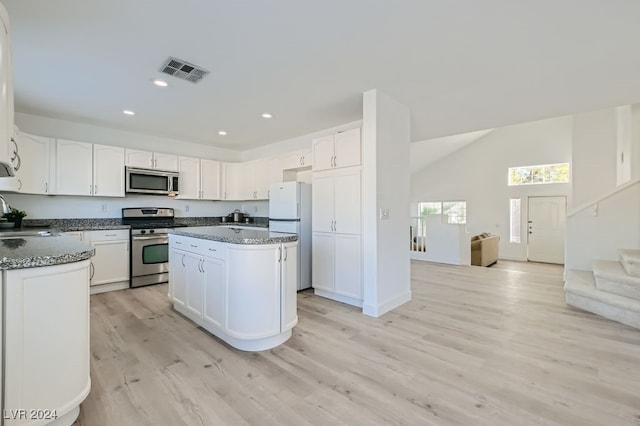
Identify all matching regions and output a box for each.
[269,181,312,290]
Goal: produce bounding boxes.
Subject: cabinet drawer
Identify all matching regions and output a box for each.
[201,240,226,260]
[170,235,225,259]
[87,229,129,241]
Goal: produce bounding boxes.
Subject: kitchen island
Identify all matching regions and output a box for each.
[168,226,298,351]
[0,232,94,426]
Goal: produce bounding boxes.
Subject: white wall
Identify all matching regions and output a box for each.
[362,89,411,317]
[564,104,640,271]
[411,116,573,261]
[412,215,470,265]
[15,112,242,162]
[565,183,640,271]
[3,193,242,219]
[571,108,617,207]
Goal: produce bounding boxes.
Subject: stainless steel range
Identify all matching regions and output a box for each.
[122,207,185,288]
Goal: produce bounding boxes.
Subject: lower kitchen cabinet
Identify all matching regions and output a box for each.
[312,231,362,306]
[84,229,129,294]
[3,260,91,426]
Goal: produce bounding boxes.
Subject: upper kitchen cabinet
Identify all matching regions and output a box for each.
[178,156,221,200]
[201,159,221,200]
[125,149,178,171]
[0,4,14,170]
[246,159,270,200]
[56,139,124,196]
[312,128,361,171]
[56,139,92,196]
[13,131,52,194]
[222,162,243,200]
[281,149,312,171]
[93,144,125,196]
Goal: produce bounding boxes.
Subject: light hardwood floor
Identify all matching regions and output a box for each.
[77,260,640,425]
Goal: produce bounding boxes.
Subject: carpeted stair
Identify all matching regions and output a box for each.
[564,249,640,329]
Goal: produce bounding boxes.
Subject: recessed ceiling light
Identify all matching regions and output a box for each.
[152,79,169,87]
[218,131,227,136]
[123,110,135,116]
[261,113,272,119]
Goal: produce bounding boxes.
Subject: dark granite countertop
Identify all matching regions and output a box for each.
[0,232,95,270]
[169,226,297,245]
[22,217,269,232]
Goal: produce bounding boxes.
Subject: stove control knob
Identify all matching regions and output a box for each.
[150,229,155,234]
[140,230,146,234]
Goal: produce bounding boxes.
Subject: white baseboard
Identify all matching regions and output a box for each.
[90,281,129,295]
[363,291,412,318]
[313,288,363,308]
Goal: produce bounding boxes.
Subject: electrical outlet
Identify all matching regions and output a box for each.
[254,206,258,213]
[185,204,190,213]
[100,203,107,212]
[379,208,389,220]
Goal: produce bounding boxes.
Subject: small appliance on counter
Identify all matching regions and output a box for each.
[268,182,312,290]
[222,209,251,223]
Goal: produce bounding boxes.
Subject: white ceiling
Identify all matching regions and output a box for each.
[4,0,640,151]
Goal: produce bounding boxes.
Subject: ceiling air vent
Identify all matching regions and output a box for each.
[160,57,209,83]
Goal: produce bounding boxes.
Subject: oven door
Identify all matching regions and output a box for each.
[131,234,169,283]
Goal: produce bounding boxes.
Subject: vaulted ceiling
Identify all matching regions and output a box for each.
[4,0,640,150]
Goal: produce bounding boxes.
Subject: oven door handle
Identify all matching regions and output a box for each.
[132,236,168,241]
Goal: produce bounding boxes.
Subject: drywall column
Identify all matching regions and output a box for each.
[362,89,411,317]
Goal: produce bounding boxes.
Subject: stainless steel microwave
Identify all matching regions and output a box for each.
[125,167,179,196]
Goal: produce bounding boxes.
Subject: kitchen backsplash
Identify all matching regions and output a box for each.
[3,193,247,219]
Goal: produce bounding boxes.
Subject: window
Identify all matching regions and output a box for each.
[509,198,521,243]
[417,201,466,224]
[508,163,569,186]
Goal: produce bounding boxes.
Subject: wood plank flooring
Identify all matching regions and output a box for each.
[77,260,640,425]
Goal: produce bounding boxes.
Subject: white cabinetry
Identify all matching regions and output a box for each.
[0,4,13,170]
[170,236,226,326]
[312,128,361,171]
[223,160,277,200]
[125,149,178,171]
[222,162,243,200]
[312,166,362,305]
[13,131,52,194]
[84,229,129,294]
[282,149,312,170]
[169,235,297,351]
[178,156,221,200]
[93,144,125,196]
[56,140,125,197]
[55,139,92,196]
[242,159,270,200]
[3,260,91,426]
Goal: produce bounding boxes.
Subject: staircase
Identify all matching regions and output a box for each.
[564,249,640,329]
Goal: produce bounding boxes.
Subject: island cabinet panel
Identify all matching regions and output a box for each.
[203,256,225,329]
[226,245,281,339]
[281,242,298,330]
[185,252,204,318]
[169,248,187,307]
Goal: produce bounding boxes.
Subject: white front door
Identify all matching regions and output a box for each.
[527,196,566,264]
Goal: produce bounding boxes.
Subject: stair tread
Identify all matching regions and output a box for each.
[618,249,640,278]
[593,260,640,284]
[565,270,640,312]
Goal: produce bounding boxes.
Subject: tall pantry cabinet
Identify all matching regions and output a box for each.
[311,128,363,307]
